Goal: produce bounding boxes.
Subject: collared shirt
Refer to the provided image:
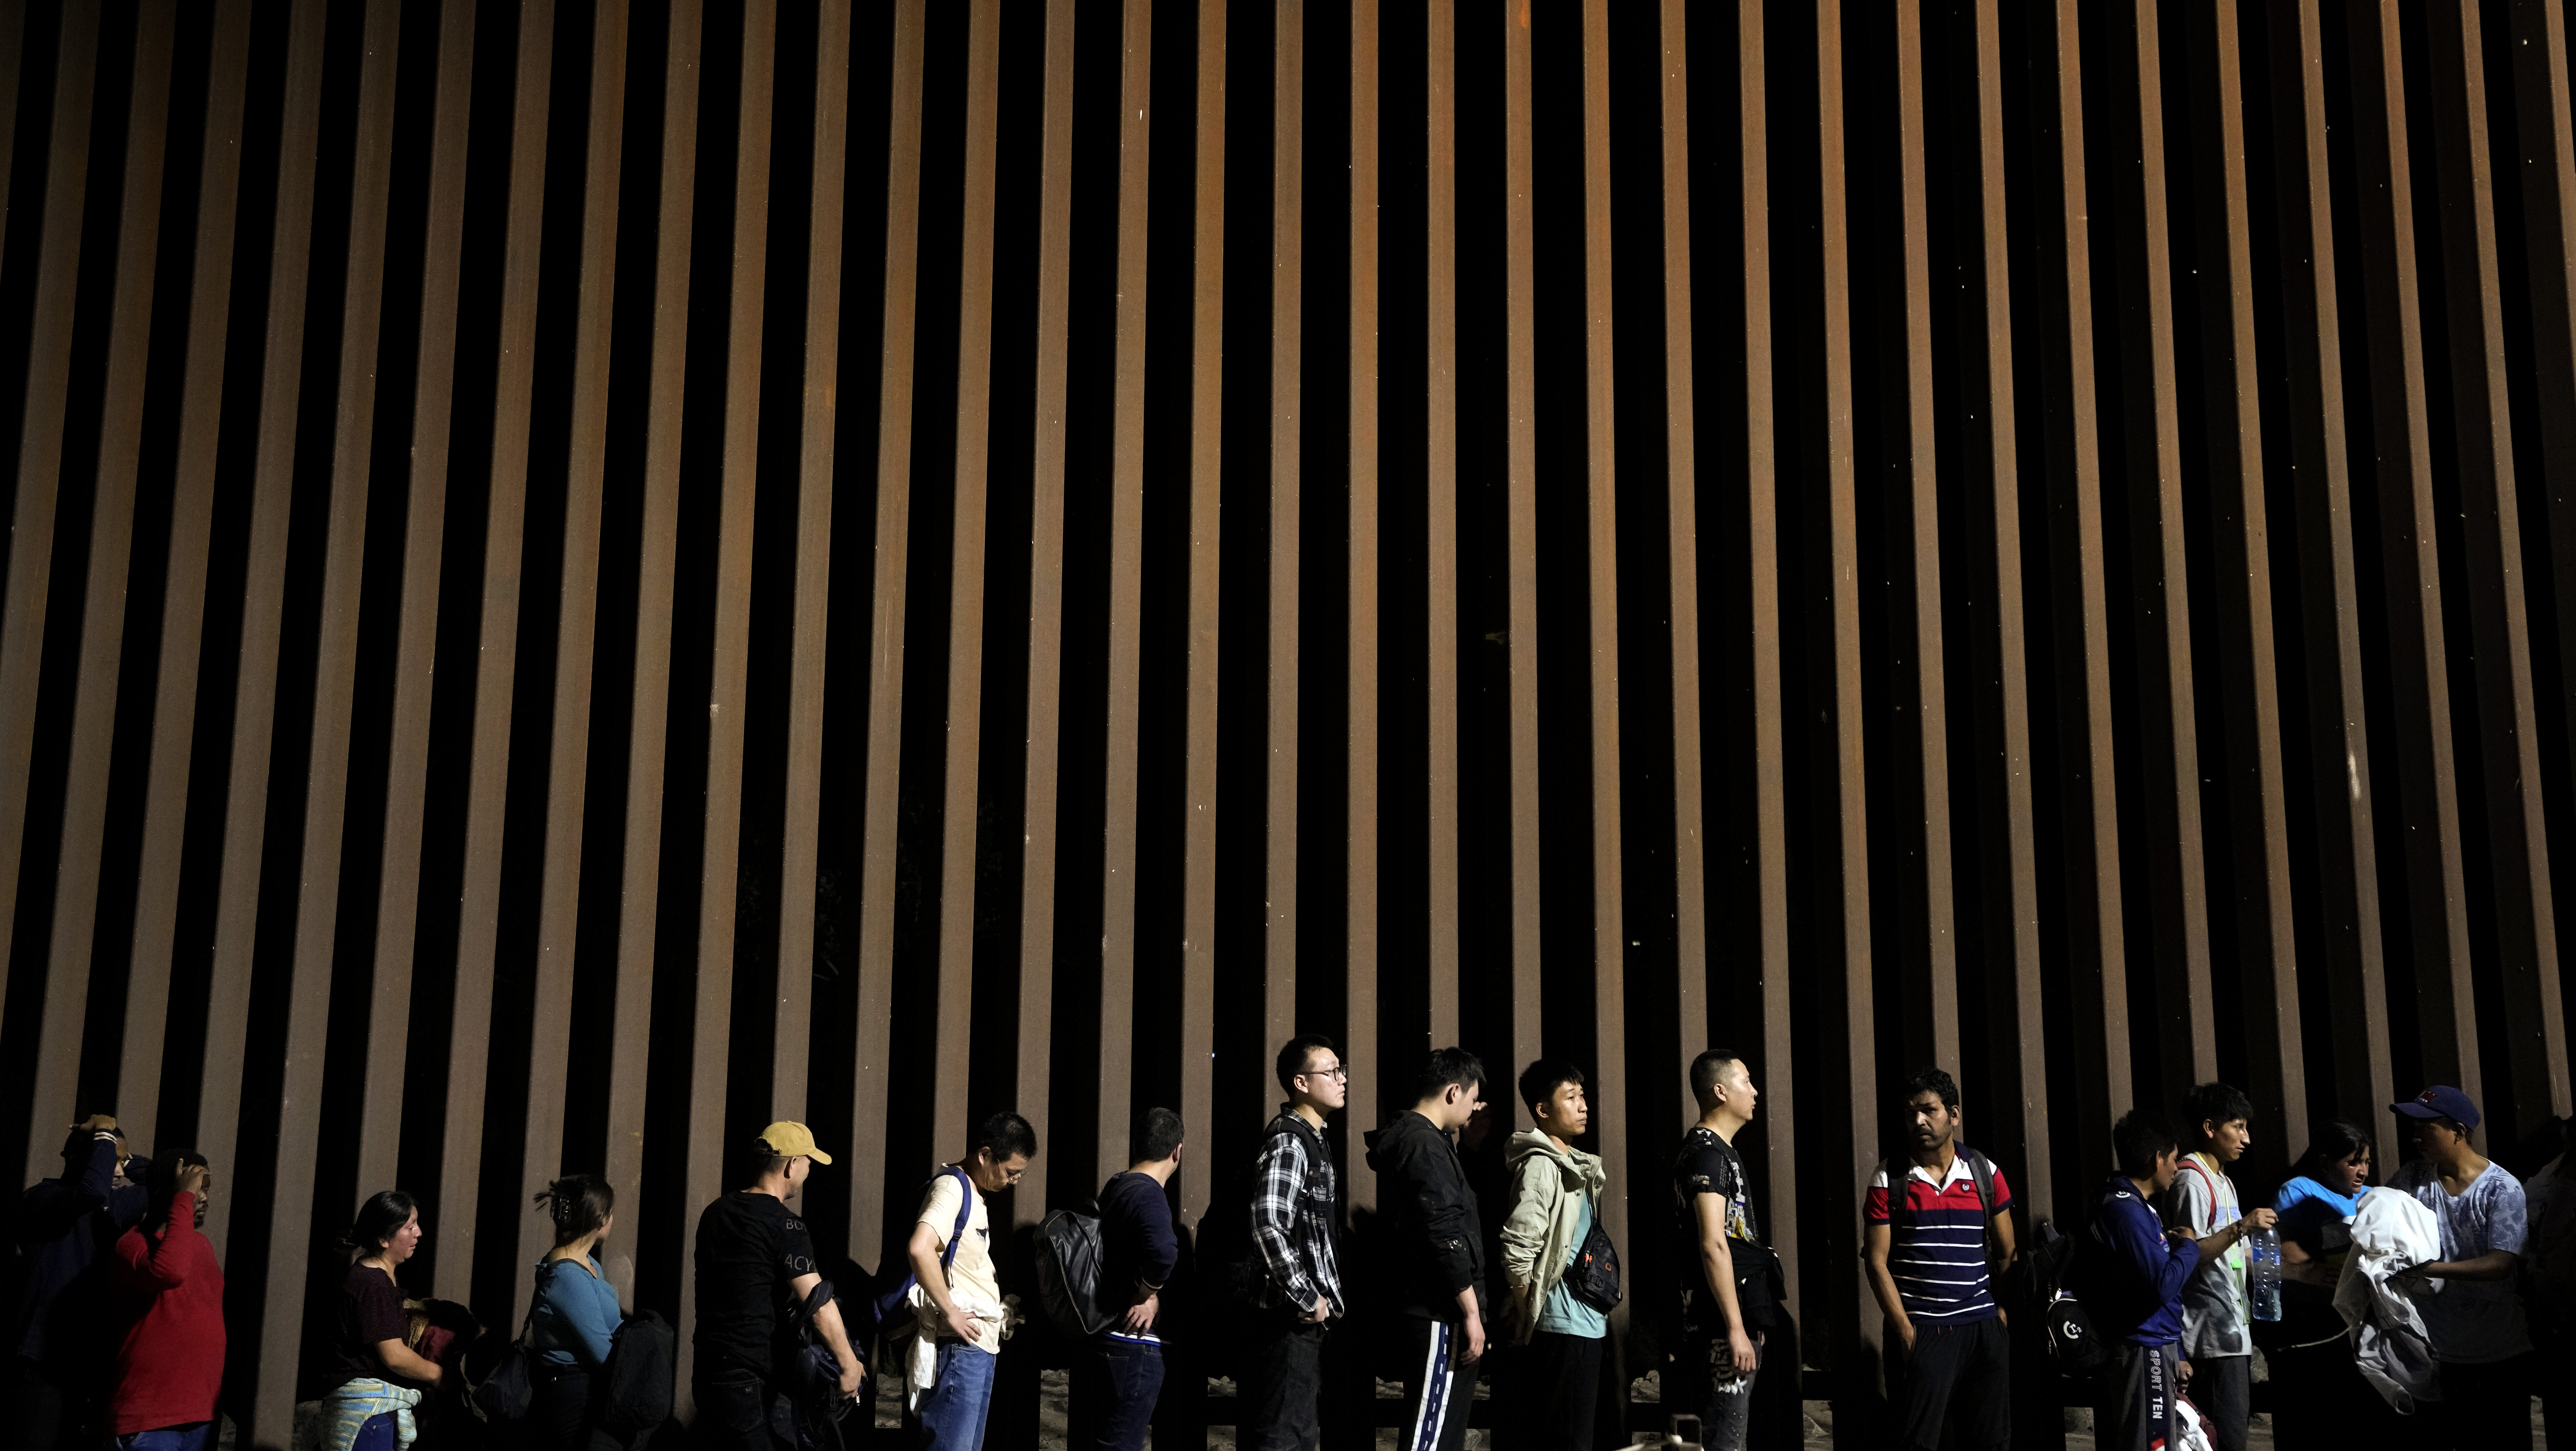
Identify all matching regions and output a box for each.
[1865,1147,2012,1324]
[1251,1109,1345,1318]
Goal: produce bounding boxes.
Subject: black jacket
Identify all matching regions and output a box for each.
[1364,1111,1486,1321]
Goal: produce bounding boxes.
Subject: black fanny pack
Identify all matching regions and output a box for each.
[1730,1237,1785,1328]
[1567,1218,1623,1312]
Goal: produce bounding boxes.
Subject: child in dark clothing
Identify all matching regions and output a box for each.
[1084,1109,1183,1451]
[2082,1112,2200,1451]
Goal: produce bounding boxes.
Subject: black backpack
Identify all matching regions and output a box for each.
[2035,1216,2110,1377]
[600,1309,675,1447]
[1034,1204,1115,1339]
[1195,1115,1322,1309]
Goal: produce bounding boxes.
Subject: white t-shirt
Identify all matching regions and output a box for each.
[2388,1158,2532,1364]
[2159,1153,2249,1359]
[918,1169,1001,1356]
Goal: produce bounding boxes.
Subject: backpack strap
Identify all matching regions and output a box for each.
[937,1165,974,1273]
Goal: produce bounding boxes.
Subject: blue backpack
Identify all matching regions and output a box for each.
[859,1166,976,1359]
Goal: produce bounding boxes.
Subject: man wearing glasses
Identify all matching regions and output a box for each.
[1243,1035,1350,1450]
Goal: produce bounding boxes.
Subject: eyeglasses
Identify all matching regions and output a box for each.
[1302,1067,1350,1082]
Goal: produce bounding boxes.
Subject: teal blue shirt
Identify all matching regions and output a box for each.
[1532,1194,1608,1339]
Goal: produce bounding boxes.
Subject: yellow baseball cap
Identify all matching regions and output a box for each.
[755,1121,833,1165]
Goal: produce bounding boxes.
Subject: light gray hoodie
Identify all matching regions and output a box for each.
[1499,1127,1608,1344]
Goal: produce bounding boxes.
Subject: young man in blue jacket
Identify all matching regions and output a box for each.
[2084,1111,2199,1451]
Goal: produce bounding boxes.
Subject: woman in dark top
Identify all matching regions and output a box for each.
[524,1175,621,1451]
[323,1191,449,1451]
[2263,1122,2394,1443]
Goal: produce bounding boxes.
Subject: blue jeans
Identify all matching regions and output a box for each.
[117,1425,213,1451]
[1087,1336,1164,1451]
[911,1340,998,1450]
[348,1414,400,1451]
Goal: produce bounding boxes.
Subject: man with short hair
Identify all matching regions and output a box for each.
[1672,1050,1772,1451]
[1366,1048,1491,1451]
[2158,1082,2278,1451]
[2081,1111,2198,1451]
[693,1121,867,1451]
[7,1113,152,1451]
[1864,1067,2017,1451]
[906,1111,1038,1450]
[2387,1086,2535,1448]
[1244,1034,1349,1451]
[1085,1108,1182,1451]
[1499,1059,1609,1451]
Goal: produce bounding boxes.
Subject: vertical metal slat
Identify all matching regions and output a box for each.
[39,1,172,1158]
[1347,0,1379,1211]
[681,0,777,1379]
[1094,0,1149,1192]
[4,1,98,1182]
[257,1,402,1436]
[774,2,852,1121]
[1014,0,1075,1201]
[931,0,999,1165]
[1266,0,1303,1055]
[355,0,479,1199]
[852,0,924,1259]
[1179,0,1227,1225]
[604,0,703,1304]
[1499,0,1542,1073]
[1425,0,1461,1048]
[1658,0,1708,1130]
[119,0,255,1156]
[1739,0,1800,1320]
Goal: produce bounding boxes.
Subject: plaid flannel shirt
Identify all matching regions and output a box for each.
[1251,1109,1345,1317]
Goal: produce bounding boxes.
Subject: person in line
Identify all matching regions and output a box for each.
[1085,1108,1182,1451]
[2157,1083,2277,1451]
[1242,1034,1349,1451]
[2266,1120,2390,1442]
[2387,1086,2535,1448]
[325,1191,452,1451]
[106,1155,222,1451]
[526,1175,620,1451]
[1671,1050,1774,1451]
[1863,1066,2016,1451]
[693,1123,866,1451]
[2080,1112,2197,1451]
[2522,1115,2576,1448]
[904,1111,1037,1451]
[8,1113,151,1451]
[1497,1059,1609,1451]
[1366,1048,1490,1451]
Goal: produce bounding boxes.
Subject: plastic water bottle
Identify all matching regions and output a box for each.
[2249,1226,2283,1322]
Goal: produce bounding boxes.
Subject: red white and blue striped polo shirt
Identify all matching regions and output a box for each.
[1864,1149,2014,1323]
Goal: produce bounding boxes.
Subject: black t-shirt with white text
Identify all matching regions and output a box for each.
[692,1191,821,1377]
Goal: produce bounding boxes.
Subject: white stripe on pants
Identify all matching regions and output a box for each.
[1404,1318,1454,1451]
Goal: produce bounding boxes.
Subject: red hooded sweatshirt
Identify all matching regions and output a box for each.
[108,1191,226,1434]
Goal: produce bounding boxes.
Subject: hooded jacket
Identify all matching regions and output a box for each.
[2079,1172,2198,1346]
[1498,1129,1606,1344]
[1364,1110,1486,1321]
